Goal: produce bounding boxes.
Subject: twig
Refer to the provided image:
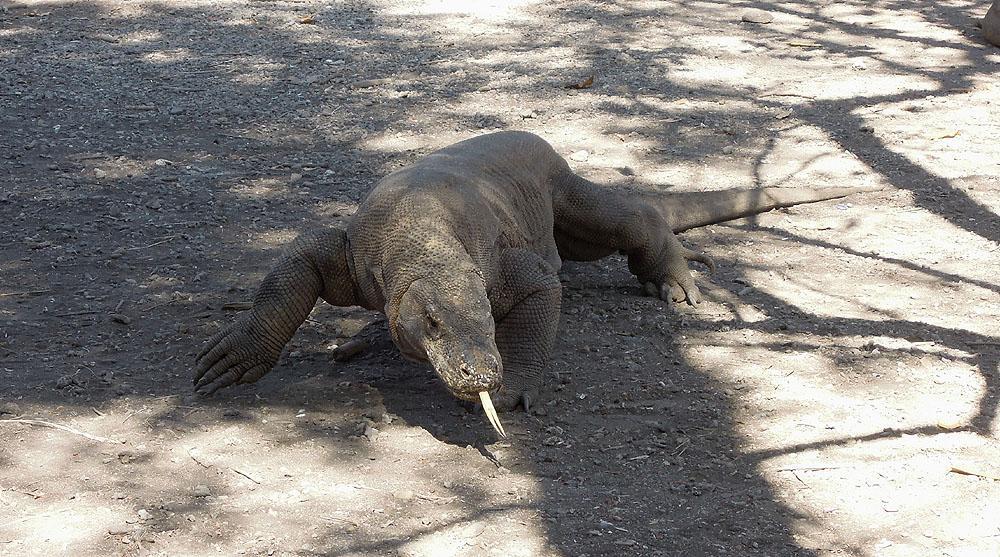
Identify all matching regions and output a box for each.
[0,418,117,443]
[758,92,816,99]
[188,450,211,468]
[126,235,180,251]
[54,310,100,317]
[332,338,369,362]
[774,465,844,472]
[91,407,104,416]
[0,290,50,298]
[790,470,810,488]
[950,465,1000,481]
[231,467,261,484]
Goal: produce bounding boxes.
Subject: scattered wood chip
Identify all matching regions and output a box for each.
[299,15,317,24]
[565,75,594,89]
[788,40,821,48]
[222,301,253,311]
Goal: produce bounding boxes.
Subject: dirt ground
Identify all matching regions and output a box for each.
[2,0,999,555]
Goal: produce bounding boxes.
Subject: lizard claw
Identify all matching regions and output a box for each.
[193,315,280,394]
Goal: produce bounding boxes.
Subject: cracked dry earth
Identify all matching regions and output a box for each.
[2,1,1000,556]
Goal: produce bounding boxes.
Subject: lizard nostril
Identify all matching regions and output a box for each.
[458,363,474,379]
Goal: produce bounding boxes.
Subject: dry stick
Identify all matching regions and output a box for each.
[54,310,100,317]
[0,290,50,298]
[188,450,211,468]
[231,467,261,484]
[0,418,117,443]
[332,338,369,362]
[126,235,180,251]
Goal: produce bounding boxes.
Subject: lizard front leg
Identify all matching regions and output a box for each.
[490,249,562,412]
[194,227,358,394]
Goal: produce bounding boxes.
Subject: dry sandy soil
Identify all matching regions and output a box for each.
[2,1,1000,556]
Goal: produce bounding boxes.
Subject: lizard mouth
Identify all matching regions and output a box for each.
[444,387,506,439]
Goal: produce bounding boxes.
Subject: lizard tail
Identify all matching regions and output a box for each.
[643,186,882,233]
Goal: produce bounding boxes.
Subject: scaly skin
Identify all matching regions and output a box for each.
[195,131,876,412]
[985,1,1000,47]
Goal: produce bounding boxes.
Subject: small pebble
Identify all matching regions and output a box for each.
[392,489,414,501]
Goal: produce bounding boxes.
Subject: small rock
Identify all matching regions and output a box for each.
[154,158,173,166]
[108,525,131,535]
[722,145,735,154]
[94,168,108,179]
[858,125,875,133]
[738,286,754,296]
[168,106,185,115]
[146,198,162,210]
[121,536,133,545]
[363,424,380,441]
[110,313,131,325]
[192,485,211,497]
[289,173,303,183]
[392,489,414,501]
[137,509,151,520]
[55,375,77,389]
[569,150,589,162]
[519,109,538,119]
[741,9,774,24]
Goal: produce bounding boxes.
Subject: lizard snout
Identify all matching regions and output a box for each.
[438,349,502,398]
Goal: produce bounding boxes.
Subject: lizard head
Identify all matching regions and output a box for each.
[388,273,503,401]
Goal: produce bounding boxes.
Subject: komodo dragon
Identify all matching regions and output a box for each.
[194,131,874,437]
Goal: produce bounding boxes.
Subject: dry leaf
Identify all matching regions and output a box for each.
[565,75,594,89]
[936,418,964,430]
[926,130,960,140]
[299,15,317,24]
[788,40,821,47]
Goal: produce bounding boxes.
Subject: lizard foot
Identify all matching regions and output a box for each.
[193,314,281,395]
[642,244,715,306]
[495,386,539,413]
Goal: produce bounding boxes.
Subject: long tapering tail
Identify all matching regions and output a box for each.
[642,186,881,233]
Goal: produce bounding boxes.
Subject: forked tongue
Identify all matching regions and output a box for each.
[479,391,507,438]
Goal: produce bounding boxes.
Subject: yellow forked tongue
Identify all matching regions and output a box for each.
[479,391,507,439]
